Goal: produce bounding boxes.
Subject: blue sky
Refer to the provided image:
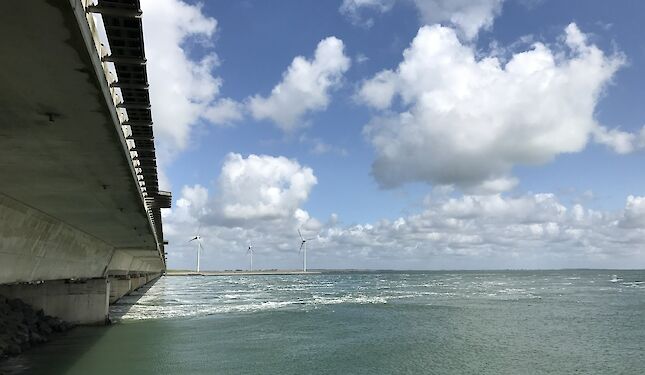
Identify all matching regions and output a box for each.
[131,0,645,270]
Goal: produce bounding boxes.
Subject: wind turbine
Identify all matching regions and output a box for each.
[298,229,316,272]
[246,244,254,271]
[189,226,203,273]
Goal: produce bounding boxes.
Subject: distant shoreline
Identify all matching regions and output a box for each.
[165,270,321,276]
[165,268,645,275]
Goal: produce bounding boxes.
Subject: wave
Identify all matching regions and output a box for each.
[113,293,390,321]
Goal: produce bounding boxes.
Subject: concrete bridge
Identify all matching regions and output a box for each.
[0,0,170,324]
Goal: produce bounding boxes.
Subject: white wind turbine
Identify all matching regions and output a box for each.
[189,226,204,273]
[298,229,317,272]
[246,244,254,271]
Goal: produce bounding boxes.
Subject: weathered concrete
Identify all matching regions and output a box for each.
[106,249,165,277]
[130,276,146,291]
[0,194,165,284]
[0,193,114,284]
[0,279,110,325]
[0,0,160,255]
[0,0,169,329]
[0,0,166,286]
[108,276,131,304]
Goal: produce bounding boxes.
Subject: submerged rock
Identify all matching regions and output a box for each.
[0,295,73,361]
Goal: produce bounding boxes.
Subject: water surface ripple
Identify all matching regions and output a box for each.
[3,270,644,374]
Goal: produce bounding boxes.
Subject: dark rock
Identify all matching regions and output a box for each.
[6,299,22,311]
[36,320,52,335]
[30,333,47,344]
[4,343,21,356]
[0,295,74,363]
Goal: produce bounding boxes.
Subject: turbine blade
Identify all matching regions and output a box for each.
[306,237,316,241]
[299,242,304,253]
[188,237,197,242]
[298,229,304,240]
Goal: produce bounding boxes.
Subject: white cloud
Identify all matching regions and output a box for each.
[164,168,645,270]
[176,185,209,213]
[248,37,351,132]
[203,98,244,125]
[216,153,318,221]
[357,70,398,110]
[593,125,645,154]
[469,176,518,194]
[359,24,625,191]
[619,195,645,228]
[438,193,567,222]
[340,0,504,39]
[340,0,396,28]
[140,0,242,167]
[356,53,370,64]
[411,0,504,39]
[163,154,321,270]
[312,192,645,269]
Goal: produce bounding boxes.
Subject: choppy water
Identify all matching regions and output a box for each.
[2,270,645,374]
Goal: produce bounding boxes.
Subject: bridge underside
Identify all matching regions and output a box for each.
[0,1,166,324]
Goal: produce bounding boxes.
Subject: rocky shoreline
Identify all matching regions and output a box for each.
[0,296,73,361]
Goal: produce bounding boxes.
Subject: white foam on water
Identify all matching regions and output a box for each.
[114,291,390,321]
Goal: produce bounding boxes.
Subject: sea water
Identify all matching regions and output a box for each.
[2,270,644,374]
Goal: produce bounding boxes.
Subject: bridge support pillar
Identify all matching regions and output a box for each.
[130,275,143,292]
[108,276,131,304]
[0,278,110,325]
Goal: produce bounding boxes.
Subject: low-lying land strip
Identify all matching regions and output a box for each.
[166,270,321,276]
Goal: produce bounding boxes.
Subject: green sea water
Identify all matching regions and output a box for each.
[2,270,644,374]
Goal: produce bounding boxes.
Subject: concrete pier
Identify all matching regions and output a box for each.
[109,276,132,304]
[0,278,110,325]
[0,273,163,324]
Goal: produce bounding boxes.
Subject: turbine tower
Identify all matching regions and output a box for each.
[298,229,316,272]
[247,244,254,271]
[189,226,203,273]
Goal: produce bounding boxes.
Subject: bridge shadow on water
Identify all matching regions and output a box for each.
[0,278,161,375]
[0,324,110,375]
[109,277,160,322]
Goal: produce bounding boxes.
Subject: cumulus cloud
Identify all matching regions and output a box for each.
[593,125,645,154]
[315,193,645,269]
[141,0,242,164]
[359,23,625,191]
[248,37,351,132]
[166,153,318,230]
[162,153,321,269]
[216,153,317,222]
[619,195,645,228]
[174,185,209,222]
[165,186,645,270]
[340,0,504,39]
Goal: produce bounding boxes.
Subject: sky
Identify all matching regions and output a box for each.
[126,0,645,270]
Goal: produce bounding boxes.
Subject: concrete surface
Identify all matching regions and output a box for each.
[0,0,165,285]
[0,278,110,325]
[108,276,131,304]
